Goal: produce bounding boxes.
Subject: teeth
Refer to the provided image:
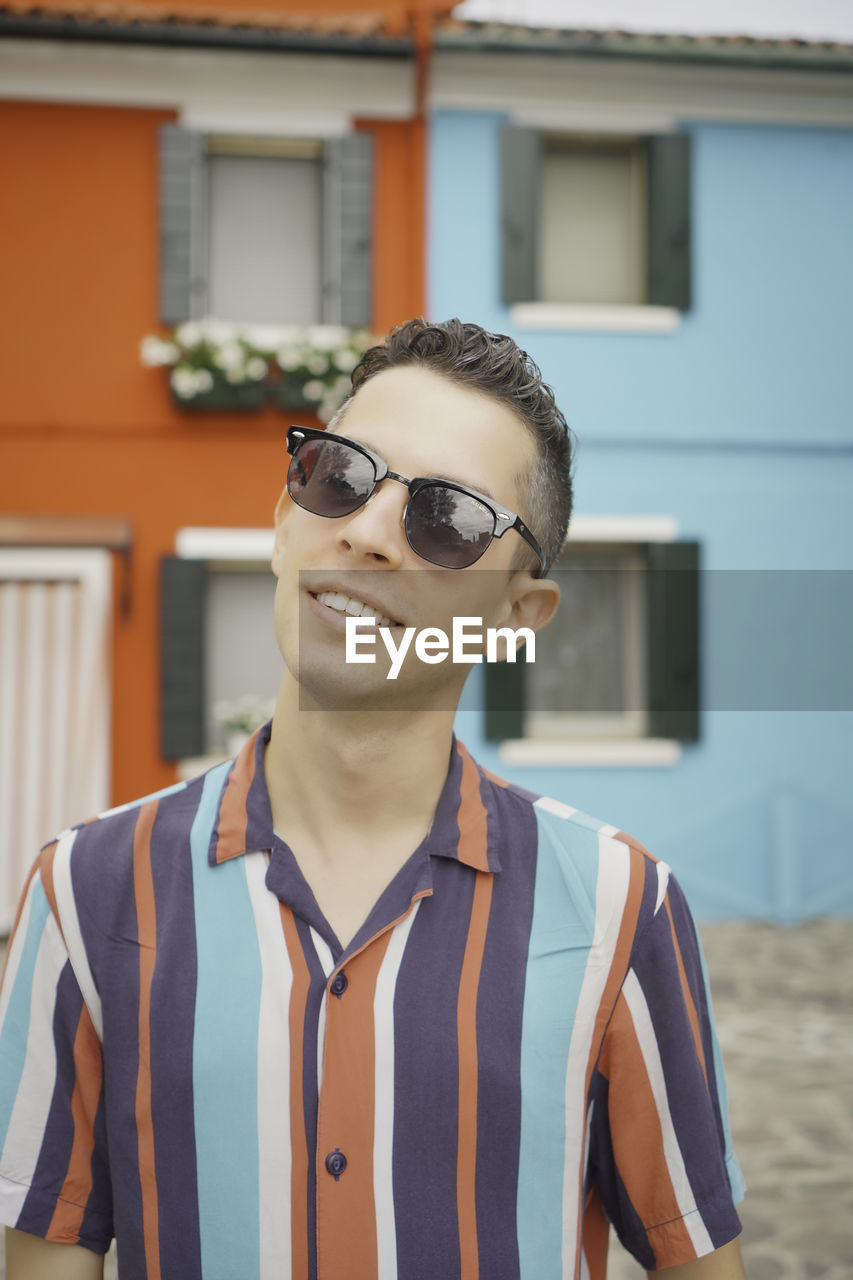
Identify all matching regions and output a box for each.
[315,591,397,627]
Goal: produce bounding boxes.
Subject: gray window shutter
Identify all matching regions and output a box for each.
[322,133,374,327]
[646,540,700,741]
[159,124,209,324]
[501,125,541,305]
[161,556,207,759]
[646,133,692,310]
[484,659,526,742]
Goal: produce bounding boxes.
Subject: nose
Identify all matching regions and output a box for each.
[335,476,410,567]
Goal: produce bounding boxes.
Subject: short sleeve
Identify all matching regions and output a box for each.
[0,862,113,1253]
[588,869,745,1271]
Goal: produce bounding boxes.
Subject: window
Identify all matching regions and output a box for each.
[501,125,691,311]
[538,135,647,306]
[160,534,281,761]
[207,139,323,325]
[159,126,373,328]
[526,544,649,739]
[204,563,280,748]
[0,547,112,929]
[485,539,700,746]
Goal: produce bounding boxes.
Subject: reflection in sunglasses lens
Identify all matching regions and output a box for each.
[291,440,375,516]
[408,486,494,568]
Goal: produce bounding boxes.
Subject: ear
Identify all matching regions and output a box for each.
[503,572,561,654]
[271,486,293,578]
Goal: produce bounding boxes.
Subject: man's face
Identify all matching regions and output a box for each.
[271,365,553,710]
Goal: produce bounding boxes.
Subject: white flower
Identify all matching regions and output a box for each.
[307,324,348,351]
[246,356,268,381]
[276,346,303,372]
[200,318,237,346]
[195,368,214,392]
[170,366,200,399]
[213,341,245,371]
[175,321,204,349]
[242,324,285,353]
[140,335,180,367]
[333,348,359,373]
[224,364,248,384]
[302,379,326,402]
[306,354,330,376]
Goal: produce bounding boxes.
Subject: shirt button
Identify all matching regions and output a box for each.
[325,1148,347,1180]
[330,971,348,997]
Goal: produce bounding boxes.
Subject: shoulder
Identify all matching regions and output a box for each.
[30,761,238,999]
[38,761,232,923]
[474,754,667,940]
[478,754,657,866]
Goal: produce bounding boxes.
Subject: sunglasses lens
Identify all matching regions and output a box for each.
[287,439,375,517]
[407,485,495,569]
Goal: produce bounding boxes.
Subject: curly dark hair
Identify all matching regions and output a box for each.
[333,317,574,574]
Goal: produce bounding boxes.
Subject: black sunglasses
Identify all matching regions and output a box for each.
[286,426,546,576]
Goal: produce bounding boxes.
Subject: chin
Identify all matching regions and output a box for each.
[291,658,394,713]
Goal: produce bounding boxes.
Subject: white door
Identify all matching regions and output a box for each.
[0,548,112,932]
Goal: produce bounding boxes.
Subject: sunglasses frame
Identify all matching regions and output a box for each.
[286,425,547,577]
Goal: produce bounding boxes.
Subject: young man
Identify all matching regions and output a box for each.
[0,319,746,1279]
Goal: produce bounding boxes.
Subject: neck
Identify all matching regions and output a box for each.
[264,672,458,852]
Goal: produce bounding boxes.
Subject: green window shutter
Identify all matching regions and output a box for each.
[500,124,541,305]
[159,124,208,324]
[160,557,207,760]
[484,658,526,742]
[646,540,700,741]
[322,133,374,327]
[646,133,692,310]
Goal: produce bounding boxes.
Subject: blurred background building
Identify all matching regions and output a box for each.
[1,0,852,930]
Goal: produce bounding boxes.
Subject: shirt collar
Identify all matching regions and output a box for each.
[208,720,501,875]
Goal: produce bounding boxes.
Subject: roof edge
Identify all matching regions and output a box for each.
[434,23,853,71]
[2,12,852,70]
[0,10,413,53]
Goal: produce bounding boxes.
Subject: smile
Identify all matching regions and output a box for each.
[312,591,401,629]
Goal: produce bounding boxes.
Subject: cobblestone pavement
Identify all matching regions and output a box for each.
[4,919,852,1277]
[609,917,853,1280]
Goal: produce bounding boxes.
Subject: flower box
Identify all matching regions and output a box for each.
[276,376,319,412]
[141,320,376,422]
[170,377,268,412]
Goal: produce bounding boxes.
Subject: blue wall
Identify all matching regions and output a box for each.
[430,110,853,920]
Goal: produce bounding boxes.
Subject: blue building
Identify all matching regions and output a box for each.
[427,17,853,919]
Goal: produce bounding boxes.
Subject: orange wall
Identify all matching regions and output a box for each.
[0,99,425,805]
[360,116,426,331]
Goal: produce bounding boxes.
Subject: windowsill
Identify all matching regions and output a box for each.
[498,738,683,767]
[510,303,682,333]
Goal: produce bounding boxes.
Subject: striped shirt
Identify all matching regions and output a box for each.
[0,722,744,1279]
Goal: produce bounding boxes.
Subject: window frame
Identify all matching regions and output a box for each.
[484,518,700,765]
[536,131,648,308]
[158,124,374,329]
[161,527,276,765]
[500,123,692,328]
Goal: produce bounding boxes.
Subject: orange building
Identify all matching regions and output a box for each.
[0,0,450,924]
